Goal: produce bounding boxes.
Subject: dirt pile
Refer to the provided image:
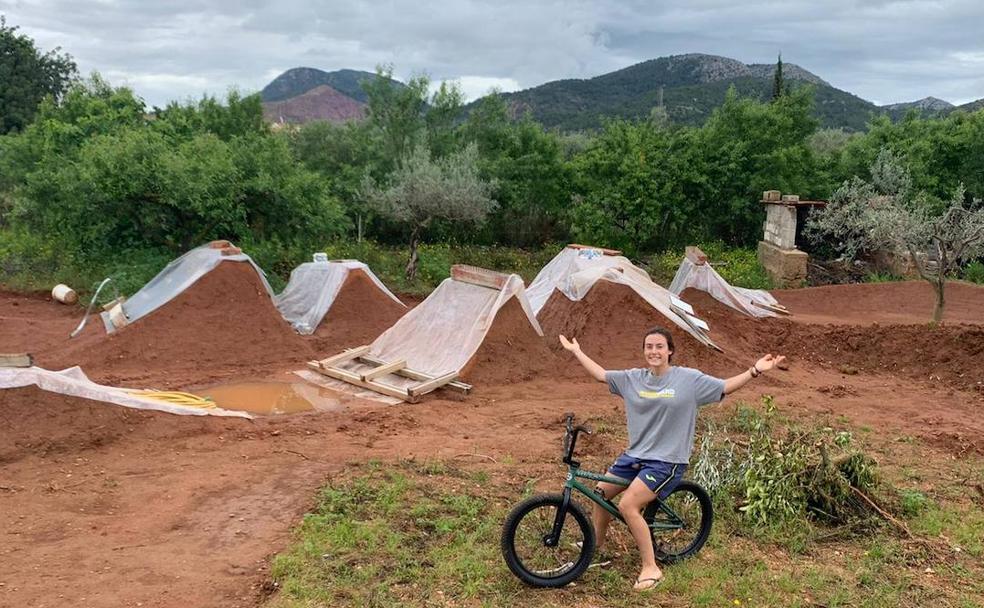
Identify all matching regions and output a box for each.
[37,261,314,388]
[0,288,81,353]
[310,269,407,353]
[537,281,753,376]
[458,297,561,385]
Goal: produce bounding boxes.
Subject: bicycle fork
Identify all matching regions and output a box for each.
[544,487,574,547]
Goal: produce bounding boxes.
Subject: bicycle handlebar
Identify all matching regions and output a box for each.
[562,413,592,465]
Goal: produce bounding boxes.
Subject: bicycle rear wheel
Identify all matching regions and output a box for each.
[646,481,713,563]
[500,494,595,587]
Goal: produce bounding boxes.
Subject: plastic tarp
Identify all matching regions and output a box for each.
[363,274,543,378]
[102,243,273,333]
[0,366,252,418]
[527,247,714,343]
[274,260,405,335]
[668,257,780,318]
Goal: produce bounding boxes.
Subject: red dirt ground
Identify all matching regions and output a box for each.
[1,277,983,607]
[308,269,408,354]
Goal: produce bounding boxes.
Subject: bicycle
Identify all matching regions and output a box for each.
[501,413,713,588]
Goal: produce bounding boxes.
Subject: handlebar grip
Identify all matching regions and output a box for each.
[575,424,593,435]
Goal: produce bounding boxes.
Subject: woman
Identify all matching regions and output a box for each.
[559,327,785,591]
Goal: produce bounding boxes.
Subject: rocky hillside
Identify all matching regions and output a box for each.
[261,85,366,124]
[488,53,877,131]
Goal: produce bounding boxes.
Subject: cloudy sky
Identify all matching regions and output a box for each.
[4,0,983,108]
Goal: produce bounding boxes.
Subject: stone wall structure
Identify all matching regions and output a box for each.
[757,191,825,287]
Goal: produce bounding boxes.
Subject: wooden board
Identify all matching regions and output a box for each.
[0,353,33,368]
[307,361,415,402]
[567,243,622,256]
[361,359,406,382]
[450,265,511,290]
[316,345,371,368]
[358,354,472,394]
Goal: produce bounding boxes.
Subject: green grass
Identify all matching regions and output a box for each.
[264,457,984,608]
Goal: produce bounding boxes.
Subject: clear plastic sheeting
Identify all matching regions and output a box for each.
[275,260,404,335]
[527,247,714,343]
[102,243,273,333]
[351,273,542,380]
[0,366,252,418]
[669,257,780,318]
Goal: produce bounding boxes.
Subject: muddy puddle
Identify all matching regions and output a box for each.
[200,381,348,415]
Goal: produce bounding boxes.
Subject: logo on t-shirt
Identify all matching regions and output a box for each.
[638,389,675,399]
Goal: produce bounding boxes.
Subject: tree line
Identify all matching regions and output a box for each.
[2,19,983,286]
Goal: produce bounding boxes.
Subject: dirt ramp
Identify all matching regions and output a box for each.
[536,281,748,377]
[459,297,560,385]
[38,261,313,388]
[310,269,407,353]
[772,322,984,395]
[773,280,984,325]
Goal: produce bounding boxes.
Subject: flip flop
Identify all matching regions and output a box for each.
[634,576,664,591]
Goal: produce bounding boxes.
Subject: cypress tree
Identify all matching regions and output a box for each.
[772,53,785,101]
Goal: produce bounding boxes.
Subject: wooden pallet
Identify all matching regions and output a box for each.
[307,346,471,403]
[752,300,792,316]
[450,264,512,290]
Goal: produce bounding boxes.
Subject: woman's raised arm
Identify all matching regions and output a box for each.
[559,335,608,382]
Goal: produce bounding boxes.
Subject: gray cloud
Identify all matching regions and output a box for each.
[2,0,982,108]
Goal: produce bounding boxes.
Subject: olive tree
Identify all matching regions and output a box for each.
[808,150,984,323]
[363,143,496,280]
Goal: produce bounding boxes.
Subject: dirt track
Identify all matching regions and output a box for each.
[1,278,983,607]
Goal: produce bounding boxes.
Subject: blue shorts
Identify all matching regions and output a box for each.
[608,453,687,499]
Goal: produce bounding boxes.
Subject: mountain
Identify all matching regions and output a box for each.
[260,67,402,104]
[262,85,366,124]
[881,96,954,112]
[957,98,984,112]
[487,53,879,131]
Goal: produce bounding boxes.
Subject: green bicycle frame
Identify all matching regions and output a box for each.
[563,463,687,532]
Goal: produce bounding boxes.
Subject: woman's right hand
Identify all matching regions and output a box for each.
[559,335,581,353]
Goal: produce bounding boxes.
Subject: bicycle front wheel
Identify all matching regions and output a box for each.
[500,493,595,587]
[646,481,713,563]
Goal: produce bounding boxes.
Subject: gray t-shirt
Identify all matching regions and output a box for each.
[605,366,726,464]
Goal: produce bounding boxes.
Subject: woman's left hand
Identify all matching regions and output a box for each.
[755,354,786,373]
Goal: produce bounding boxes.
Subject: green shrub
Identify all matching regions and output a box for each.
[963,260,984,284]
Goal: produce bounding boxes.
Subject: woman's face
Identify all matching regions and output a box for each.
[643,333,672,369]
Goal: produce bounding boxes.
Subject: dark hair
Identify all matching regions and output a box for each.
[643,327,675,363]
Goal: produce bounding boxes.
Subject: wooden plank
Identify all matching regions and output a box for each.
[316,345,371,368]
[752,300,792,316]
[358,355,472,393]
[567,243,622,256]
[407,371,460,398]
[307,361,412,401]
[0,353,33,368]
[450,264,511,290]
[361,359,407,382]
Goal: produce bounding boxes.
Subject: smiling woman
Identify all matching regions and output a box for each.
[558,328,785,591]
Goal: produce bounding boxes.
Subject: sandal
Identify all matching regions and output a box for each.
[633,576,663,591]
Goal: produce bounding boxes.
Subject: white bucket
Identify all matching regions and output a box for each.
[52,284,78,305]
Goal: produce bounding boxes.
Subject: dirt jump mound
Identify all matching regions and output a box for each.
[39,261,313,388]
[309,269,408,353]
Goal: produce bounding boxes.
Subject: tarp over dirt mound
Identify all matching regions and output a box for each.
[366,269,552,384]
[539,281,751,378]
[101,241,273,333]
[670,250,784,318]
[39,261,314,389]
[528,245,717,348]
[275,260,405,336]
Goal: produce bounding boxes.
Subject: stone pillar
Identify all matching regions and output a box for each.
[758,192,811,288]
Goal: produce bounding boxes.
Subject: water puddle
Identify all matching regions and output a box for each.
[200,381,347,415]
